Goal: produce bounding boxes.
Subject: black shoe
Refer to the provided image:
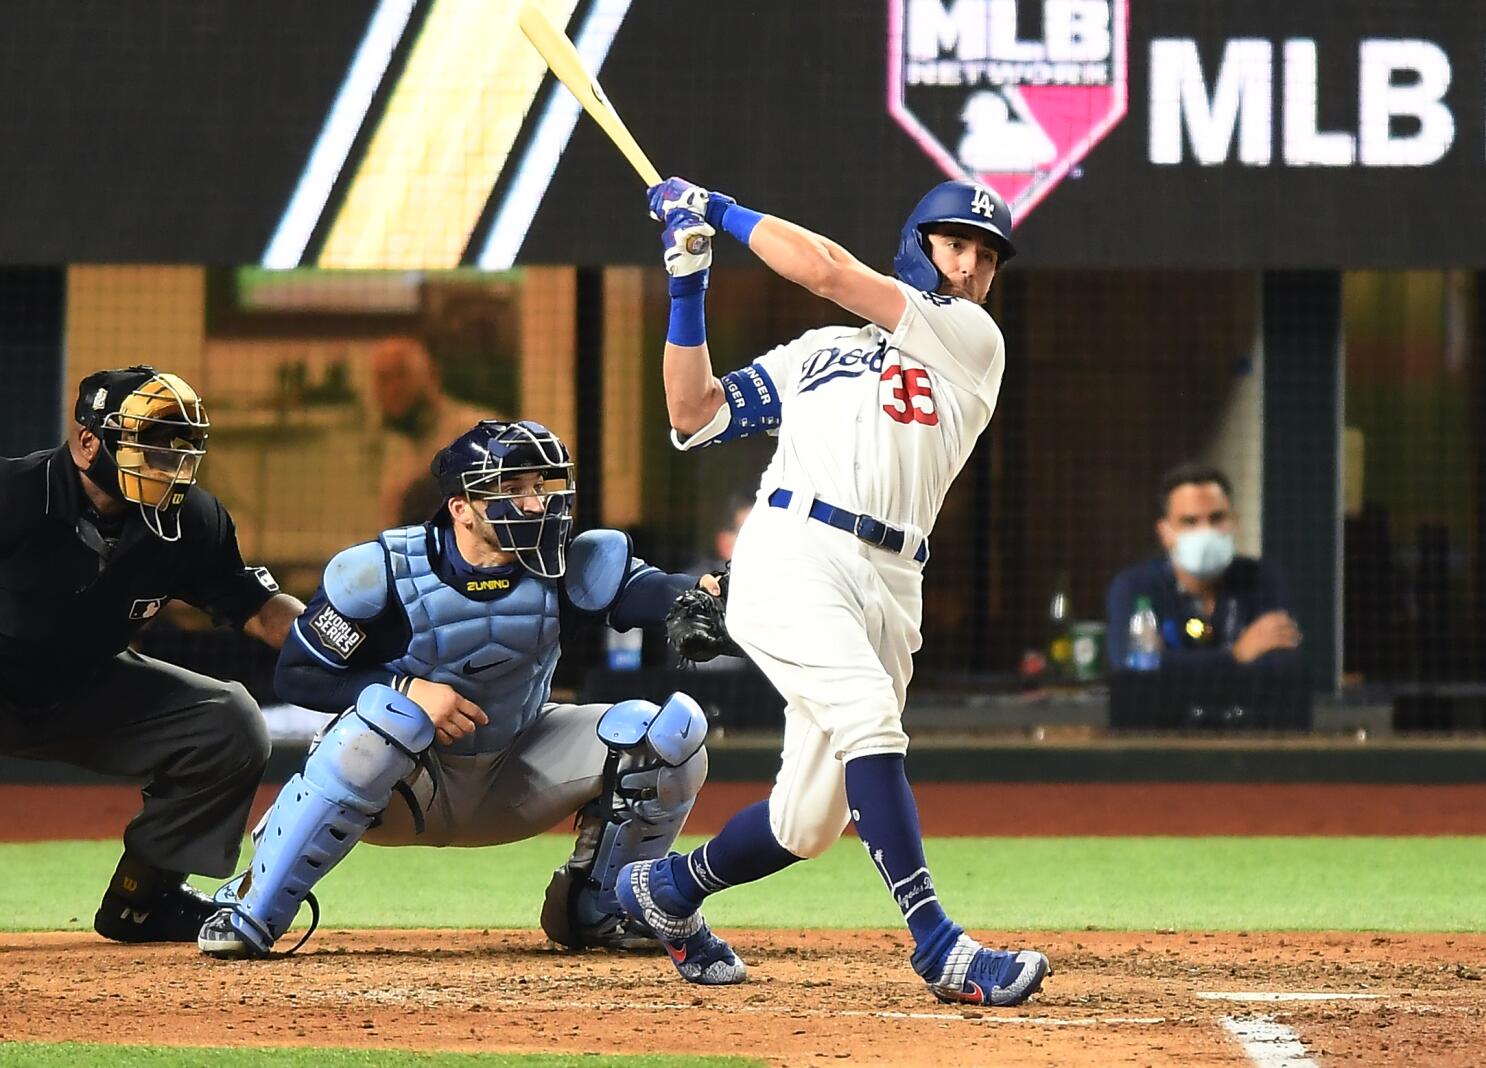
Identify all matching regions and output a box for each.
[94,882,217,944]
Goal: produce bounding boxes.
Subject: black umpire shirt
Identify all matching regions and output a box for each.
[0,445,277,710]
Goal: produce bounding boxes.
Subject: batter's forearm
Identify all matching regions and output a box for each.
[744,215,854,296]
[663,341,725,434]
[738,212,907,329]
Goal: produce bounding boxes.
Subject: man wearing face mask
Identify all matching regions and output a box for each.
[1106,462,1301,669]
[0,365,305,944]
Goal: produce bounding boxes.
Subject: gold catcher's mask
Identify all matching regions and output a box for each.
[74,364,209,541]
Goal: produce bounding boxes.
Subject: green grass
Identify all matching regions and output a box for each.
[4,835,1484,934]
[0,1044,760,1068]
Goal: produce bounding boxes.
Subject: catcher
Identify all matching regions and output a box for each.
[198,418,719,959]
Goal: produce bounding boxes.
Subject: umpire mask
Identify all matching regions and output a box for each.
[75,365,210,541]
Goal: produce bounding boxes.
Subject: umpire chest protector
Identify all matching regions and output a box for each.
[381,525,560,753]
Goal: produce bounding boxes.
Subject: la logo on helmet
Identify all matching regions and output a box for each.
[888,0,1130,223]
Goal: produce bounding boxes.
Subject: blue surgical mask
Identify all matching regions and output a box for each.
[1171,528,1235,580]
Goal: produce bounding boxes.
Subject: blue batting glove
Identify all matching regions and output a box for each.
[648,176,712,222]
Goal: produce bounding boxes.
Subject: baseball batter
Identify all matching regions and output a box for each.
[197,419,718,963]
[614,179,1050,1005]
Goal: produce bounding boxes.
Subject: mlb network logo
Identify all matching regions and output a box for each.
[888,0,1130,222]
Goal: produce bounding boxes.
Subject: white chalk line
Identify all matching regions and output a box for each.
[1199,991,1383,1003]
[840,1011,1167,1026]
[347,989,1168,1026]
[1208,991,1388,1066]
[1222,1015,1319,1068]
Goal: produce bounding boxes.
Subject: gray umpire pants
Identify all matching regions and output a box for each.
[366,702,611,847]
[0,650,270,878]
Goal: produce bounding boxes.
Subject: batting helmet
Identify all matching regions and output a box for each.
[431,419,576,578]
[74,364,210,541]
[892,180,1016,292]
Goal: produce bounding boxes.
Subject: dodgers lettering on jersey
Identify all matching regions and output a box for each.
[798,338,890,393]
[675,282,1005,538]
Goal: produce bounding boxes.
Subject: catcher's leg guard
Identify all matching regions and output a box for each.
[199,684,433,958]
[541,693,707,951]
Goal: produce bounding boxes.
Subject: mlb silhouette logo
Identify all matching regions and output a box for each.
[129,597,166,620]
[888,0,1130,223]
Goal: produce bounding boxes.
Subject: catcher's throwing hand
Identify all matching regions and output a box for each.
[666,566,744,663]
[661,208,713,278]
[406,678,489,746]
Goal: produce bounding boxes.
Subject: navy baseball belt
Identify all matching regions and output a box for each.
[767,489,929,563]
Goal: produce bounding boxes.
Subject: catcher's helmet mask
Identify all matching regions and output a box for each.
[74,364,210,542]
[432,420,575,578]
[893,179,1016,298]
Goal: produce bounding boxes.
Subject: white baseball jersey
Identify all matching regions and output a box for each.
[674,280,1005,857]
[673,281,1004,539]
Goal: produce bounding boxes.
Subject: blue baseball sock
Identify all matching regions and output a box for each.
[654,800,801,916]
[844,753,962,977]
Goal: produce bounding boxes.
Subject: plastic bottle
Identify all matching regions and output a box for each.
[1046,570,1073,681]
[606,627,643,671]
[1124,595,1163,671]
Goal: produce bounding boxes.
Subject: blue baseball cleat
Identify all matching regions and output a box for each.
[615,858,746,986]
[925,934,1049,1006]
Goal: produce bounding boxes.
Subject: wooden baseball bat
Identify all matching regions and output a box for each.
[518,2,661,187]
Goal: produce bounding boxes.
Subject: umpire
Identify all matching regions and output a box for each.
[0,365,305,943]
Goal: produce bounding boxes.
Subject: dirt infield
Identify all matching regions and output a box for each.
[7,782,1486,1064]
[2,929,1483,1066]
[8,781,1486,841]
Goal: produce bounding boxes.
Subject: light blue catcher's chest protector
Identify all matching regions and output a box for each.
[379,525,633,755]
[382,525,558,754]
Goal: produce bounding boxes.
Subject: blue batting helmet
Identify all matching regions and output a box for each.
[893,180,1016,291]
[431,419,576,577]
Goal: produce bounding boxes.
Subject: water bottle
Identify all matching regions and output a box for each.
[1124,596,1162,671]
[606,627,643,671]
[1046,570,1073,681]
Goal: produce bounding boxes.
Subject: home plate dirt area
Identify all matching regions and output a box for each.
[6,782,1486,1064]
[2,929,1484,1066]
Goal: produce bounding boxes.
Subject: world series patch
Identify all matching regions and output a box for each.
[307,603,365,660]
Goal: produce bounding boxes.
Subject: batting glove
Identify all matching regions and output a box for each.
[648,177,712,221]
[661,208,714,277]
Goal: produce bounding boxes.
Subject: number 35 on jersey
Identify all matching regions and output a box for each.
[880,363,938,425]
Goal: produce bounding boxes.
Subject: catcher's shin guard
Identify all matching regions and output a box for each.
[541,693,708,950]
[203,684,433,957]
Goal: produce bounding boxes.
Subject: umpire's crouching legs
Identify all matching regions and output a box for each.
[94,674,271,944]
[1,651,272,943]
[121,676,271,878]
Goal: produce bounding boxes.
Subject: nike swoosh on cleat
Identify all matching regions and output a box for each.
[462,656,511,675]
[666,943,688,964]
[678,719,691,738]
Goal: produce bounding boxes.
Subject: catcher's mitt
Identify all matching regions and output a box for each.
[666,565,744,663]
